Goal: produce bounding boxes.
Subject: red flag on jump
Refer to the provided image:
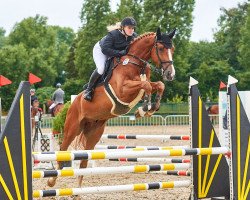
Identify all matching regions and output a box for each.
[29,73,42,84]
[219,81,227,90]
[0,75,12,86]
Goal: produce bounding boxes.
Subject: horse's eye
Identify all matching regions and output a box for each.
[159,48,164,52]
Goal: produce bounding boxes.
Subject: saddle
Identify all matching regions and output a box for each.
[83,57,118,90]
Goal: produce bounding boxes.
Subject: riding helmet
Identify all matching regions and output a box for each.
[121,17,137,27]
[56,83,61,88]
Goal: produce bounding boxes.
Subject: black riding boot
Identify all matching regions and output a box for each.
[83,69,101,101]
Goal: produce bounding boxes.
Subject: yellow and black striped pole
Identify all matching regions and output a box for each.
[32,163,190,178]
[32,147,229,162]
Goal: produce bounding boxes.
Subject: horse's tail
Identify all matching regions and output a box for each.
[72,133,85,150]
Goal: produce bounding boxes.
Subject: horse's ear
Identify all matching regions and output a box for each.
[156,27,161,40]
[167,28,176,39]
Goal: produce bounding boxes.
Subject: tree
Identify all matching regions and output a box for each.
[0,27,6,48]
[238,4,250,72]
[188,41,222,70]
[237,4,250,90]
[50,26,75,85]
[8,15,75,87]
[28,47,57,86]
[115,0,143,32]
[52,26,75,46]
[214,2,248,71]
[8,15,55,49]
[65,41,78,79]
[7,15,57,86]
[63,79,83,101]
[192,61,234,100]
[0,44,29,110]
[142,0,194,39]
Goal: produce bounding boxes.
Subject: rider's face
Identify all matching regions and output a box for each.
[124,26,135,36]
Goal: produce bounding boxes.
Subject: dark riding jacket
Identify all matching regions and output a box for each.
[99,29,137,57]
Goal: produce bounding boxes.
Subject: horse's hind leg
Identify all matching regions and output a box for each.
[77,120,106,188]
[47,115,81,187]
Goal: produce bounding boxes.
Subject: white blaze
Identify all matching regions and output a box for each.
[168,49,175,77]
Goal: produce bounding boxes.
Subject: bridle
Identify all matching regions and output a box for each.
[125,36,173,76]
[154,41,174,72]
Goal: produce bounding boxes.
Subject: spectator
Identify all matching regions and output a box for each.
[30,89,38,106]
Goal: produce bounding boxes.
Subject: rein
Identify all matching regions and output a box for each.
[126,53,162,75]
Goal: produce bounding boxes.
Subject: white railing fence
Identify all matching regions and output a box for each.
[1,114,219,132]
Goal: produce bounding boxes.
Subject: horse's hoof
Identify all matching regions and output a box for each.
[134,110,142,118]
[135,107,146,118]
[47,178,56,187]
[144,112,152,117]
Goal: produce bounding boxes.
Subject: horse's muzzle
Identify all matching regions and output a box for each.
[162,69,175,81]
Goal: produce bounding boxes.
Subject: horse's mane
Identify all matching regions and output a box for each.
[130,32,155,46]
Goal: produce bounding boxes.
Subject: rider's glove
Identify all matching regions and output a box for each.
[118,49,127,57]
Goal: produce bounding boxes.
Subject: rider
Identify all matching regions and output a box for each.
[49,83,65,113]
[83,17,137,102]
[30,88,38,106]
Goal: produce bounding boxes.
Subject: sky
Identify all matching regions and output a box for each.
[0,0,246,42]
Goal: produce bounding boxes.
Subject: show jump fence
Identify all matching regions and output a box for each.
[0,76,248,200]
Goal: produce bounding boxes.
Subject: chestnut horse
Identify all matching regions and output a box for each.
[48,28,176,189]
[46,99,64,117]
[207,104,219,124]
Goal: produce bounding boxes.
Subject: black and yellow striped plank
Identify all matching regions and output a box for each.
[0,82,32,199]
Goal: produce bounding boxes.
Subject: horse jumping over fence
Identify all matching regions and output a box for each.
[48,28,176,189]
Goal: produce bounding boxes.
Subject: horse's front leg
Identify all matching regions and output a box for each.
[122,80,153,118]
[122,80,152,95]
[145,81,165,117]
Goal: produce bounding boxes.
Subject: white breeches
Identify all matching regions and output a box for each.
[49,102,57,110]
[93,42,108,75]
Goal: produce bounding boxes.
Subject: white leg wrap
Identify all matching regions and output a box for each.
[138,106,146,117]
[147,104,152,111]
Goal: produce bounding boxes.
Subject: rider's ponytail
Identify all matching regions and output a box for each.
[107,22,121,32]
